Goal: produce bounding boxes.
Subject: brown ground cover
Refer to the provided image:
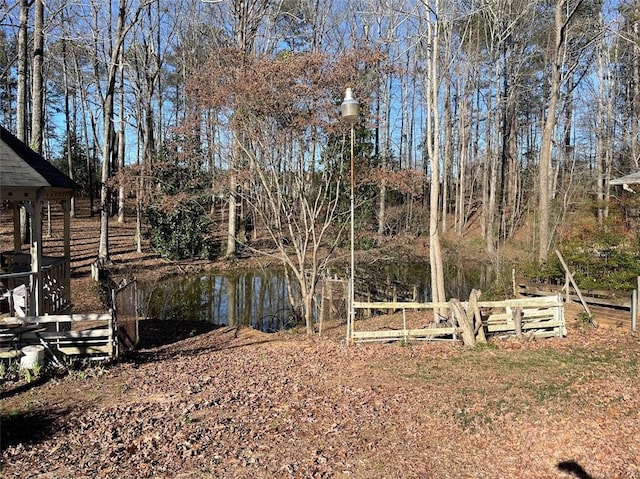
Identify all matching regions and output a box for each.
[1,206,640,478]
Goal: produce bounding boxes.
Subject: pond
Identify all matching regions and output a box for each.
[143,270,301,333]
[143,260,496,333]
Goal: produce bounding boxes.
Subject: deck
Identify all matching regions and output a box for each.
[0,281,138,362]
[1,252,71,317]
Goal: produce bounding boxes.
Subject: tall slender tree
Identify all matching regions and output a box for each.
[30,0,43,153]
[420,0,446,304]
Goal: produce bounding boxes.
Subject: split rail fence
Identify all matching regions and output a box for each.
[349,294,565,344]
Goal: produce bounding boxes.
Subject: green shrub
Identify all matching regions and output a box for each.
[546,219,640,291]
[144,156,217,261]
[146,205,215,260]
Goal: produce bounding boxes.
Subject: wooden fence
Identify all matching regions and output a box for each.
[349,294,565,344]
[0,281,139,362]
[518,281,635,330]
[481,295,566,339]
[24,313,115,358]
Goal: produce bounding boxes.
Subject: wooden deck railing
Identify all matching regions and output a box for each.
[42,257,72,314]
[0,254,71,316]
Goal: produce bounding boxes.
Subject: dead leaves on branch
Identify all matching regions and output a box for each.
[366,167,426,197]
[188,48,385,133]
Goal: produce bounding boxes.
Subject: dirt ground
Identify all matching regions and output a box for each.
[1,207,640,478]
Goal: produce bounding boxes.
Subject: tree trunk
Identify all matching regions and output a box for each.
[631,6,640,170]
[61,10,75,218]
[30,0,44,154]
[425,3,446,305]
[442,77,452,235]
[226,170,238,257]
[538,1,564,264]
[596,27,606,225]
[99,0,126,260]
[117,46,126,224]
[377,74,389,237]
[16,0,28,143]
[538,0,586,263]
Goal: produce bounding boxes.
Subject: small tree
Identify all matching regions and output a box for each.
[190,49,380,334]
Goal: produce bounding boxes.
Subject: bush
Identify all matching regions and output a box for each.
[533,218,640,291]
[146,205,215,260]
[143,156,217,261]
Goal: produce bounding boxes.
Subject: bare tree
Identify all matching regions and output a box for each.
[420,0,446,304]
[538,0,588,263]
[192,50,375,333]
[30,0,43,153]
[595,14,614,224]
[16,0,28,143]
[97,0,153,261]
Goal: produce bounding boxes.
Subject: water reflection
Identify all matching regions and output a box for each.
[356,260,493,303]
[144,261,494,333]
[145,270,301,332]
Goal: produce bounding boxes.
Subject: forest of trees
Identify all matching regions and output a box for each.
[1,0,639,330]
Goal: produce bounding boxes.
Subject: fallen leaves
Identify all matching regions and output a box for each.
[2,325,640,478]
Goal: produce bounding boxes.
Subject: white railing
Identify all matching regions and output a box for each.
[0,255,71,316]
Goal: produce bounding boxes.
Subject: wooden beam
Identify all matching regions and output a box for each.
[352,327,456,340]
[477,298,562,308]
[22,313,112,323]
[57,345,112,355]
[353,301,451,310]
[555,249,593,321]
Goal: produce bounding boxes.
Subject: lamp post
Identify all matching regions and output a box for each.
[340,87,359,343]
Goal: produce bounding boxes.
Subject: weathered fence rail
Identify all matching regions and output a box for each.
[24,313,115,357]
[350,294,565,344]
[351,300,456,343]
[481,295,565,339]
[518,281,633,329]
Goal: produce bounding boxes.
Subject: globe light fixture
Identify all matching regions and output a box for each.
[340,87,360,123]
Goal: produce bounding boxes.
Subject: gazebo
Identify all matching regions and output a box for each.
[610,172,640,192]
[0,125,76,316]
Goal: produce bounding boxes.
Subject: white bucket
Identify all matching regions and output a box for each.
[20,345,45,370]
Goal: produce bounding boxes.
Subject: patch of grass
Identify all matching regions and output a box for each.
[8,407,22,417]
[385,344,638,428]
[576,311,597,328]
[452,406,493,431]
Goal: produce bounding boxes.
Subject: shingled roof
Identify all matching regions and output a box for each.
[610,171,640,187]
[0,125,75,201]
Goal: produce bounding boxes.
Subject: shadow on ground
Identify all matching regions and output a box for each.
[1,407,71,449]
[135,318,221,350]
[558,461,596,479]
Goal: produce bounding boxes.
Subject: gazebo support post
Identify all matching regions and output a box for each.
[25,200,44,316]
[62,199,71,258]
[12,203,21,252]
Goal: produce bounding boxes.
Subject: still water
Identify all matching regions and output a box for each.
[143,261,494,332]
[144,270,300,332]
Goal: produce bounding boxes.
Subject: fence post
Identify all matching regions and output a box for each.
[632,286,638,334]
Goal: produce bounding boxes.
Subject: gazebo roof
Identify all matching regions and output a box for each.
[0,125,76,201]
[610,172,640,187]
